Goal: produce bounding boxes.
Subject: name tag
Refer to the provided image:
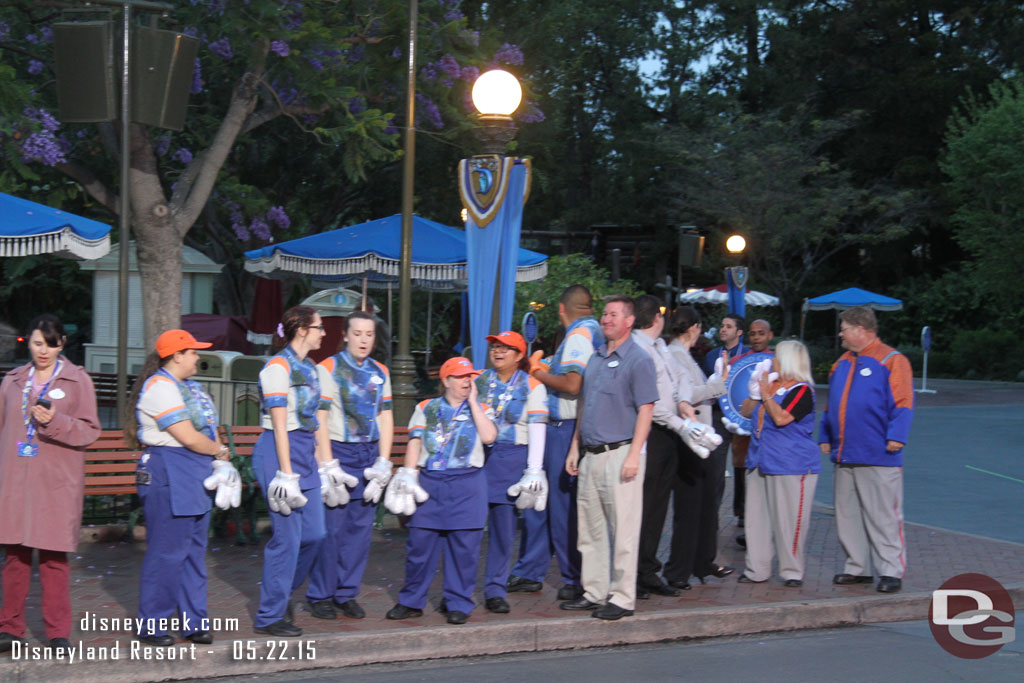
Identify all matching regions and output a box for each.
[16,442,38,457]
[860,368,872,377]
[454,414,469,421]
[608,360,620,368]
[49,388,66,400]
[370,375,384,384]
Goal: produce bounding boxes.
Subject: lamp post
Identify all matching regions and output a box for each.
[725,234,748,318]
[459,69,530,368]
[389,0,419,425]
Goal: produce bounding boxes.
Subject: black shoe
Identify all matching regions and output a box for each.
[385,604,423,620]
[0,632,26,653]
[485,597,510,614]
[641,581,681,597]
[185,631,213,644]
[506,575,543,593]
[784,579,803,588]
[560,597,600,611]
[737,516,745,528]
[666,579,692,591]
[446,610,469,625]
[334,599,366,619]
[307,600,337,620]
[636,586,650,600]
[557,584,583,601]
[48,638,72,653]
[704,565,735,580]
[877,576,902,593]
[833,573,874,585]
[737,574,766,584]
[254,620,303,637]
[592,603,633,620]
[736,534,747,549]
[136,634,176,647]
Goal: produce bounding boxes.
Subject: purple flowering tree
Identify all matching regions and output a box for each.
[0,0,506,345]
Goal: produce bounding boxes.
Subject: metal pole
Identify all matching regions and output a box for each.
[425,289,432,368]
[610,248,621,281]
[390,0,419,424]
[115,1,132,424]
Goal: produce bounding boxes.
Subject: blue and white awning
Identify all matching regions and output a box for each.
[0,192,112,259]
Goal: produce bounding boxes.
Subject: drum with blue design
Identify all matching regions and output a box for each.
[718,352,775,433]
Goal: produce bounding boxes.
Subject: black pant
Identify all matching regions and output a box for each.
[636,425,680,586]
[664,427,730,583]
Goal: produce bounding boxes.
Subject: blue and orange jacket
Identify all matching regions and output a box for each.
[818,338,914,466]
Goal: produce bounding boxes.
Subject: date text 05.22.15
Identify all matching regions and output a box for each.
[232,639,316,661]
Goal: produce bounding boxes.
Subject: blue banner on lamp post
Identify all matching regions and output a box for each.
[726,266,748,318]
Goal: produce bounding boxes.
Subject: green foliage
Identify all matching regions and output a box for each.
[941,77,1024,312]
[513,254,641,348]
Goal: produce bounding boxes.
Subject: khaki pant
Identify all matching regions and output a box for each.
[743,469,817,582]
[834,464,906,578]
[577,443,646,610]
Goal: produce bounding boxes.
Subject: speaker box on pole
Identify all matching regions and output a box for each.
[131,27,199,131]
[52,22,117,123]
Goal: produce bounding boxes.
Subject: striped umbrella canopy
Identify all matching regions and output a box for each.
[678,284,780,307]
[0,192,111,259]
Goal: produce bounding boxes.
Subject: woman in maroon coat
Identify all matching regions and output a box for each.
[0,315,100,653]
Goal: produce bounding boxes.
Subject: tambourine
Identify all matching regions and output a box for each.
[718,352,774,433]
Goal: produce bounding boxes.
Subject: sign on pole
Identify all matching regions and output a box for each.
[522,312,538,355]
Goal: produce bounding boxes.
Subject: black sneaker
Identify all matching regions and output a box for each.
[385,604,423,620]
[254,620,302,637]
[446,610,469,625]
[334,599,366,619]
[48,638,72,655]
[0,632,26,653]
[485,597,510,613]
[506,575,543,593]
[557,584,583,601]
[307,600,337,620]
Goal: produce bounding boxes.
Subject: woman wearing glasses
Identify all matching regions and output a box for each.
[252,306,331,637]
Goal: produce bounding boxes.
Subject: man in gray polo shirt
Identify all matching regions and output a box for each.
[561,295,658,620]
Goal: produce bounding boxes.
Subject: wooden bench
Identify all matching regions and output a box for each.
[81,424,414,539]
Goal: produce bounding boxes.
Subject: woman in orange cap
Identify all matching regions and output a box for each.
[474,331,548,614]
[126,329,237,646]
[384,357,496,625]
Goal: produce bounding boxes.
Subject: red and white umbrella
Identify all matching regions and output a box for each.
[678,284,779,307]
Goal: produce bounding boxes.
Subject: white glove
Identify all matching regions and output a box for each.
[507,468,548,511]
[319,459,358,507]
[267,471,307,516]
[748,359,772,400]
[680,419,723,459]
[721,416,751,436]
[383,467,429,516]
[362,456,393,503]
[204,460,242,510]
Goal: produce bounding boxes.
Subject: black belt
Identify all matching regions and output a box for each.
[581,439,632,455]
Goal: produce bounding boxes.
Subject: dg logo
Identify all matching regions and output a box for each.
[929,573,1015,658]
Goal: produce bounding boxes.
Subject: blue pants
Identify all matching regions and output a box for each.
[397,527,484,614]
[511,420,580,585]
[484,503,517,598]
[253,435,326,628]
[137,482,210,637]
[307,442,378,604]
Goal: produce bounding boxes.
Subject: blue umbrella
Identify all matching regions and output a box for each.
[803,287,903,311]
[0,192,112,259]
[801,287,903,342]
[243,214,547,290]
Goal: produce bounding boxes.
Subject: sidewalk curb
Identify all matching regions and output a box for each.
[8,584,1023,682]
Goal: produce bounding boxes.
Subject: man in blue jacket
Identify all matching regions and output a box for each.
[819,307,914,594]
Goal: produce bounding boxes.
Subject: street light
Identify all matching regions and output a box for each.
[469,69,522,155]
[726,234,746,254]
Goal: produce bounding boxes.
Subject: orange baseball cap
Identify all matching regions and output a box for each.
[439,357,481,379]
[485,330,526,354]
[156,329,212,358]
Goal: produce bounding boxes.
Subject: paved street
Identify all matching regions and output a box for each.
[215,613,1024,682]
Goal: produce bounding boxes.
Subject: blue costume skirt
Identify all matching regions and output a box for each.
[407,467,486,530]
[483,442,527,504]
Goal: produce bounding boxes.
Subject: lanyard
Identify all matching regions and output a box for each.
[22,359,63,442]
[486,370,522,420]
